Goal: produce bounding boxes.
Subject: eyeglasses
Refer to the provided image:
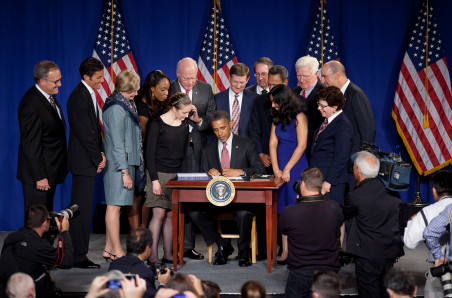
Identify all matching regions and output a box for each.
[317,102,329,109]
[181,76,196,82]
[45,77,63,85]
[254,73,268,78]
[296,74,312,79]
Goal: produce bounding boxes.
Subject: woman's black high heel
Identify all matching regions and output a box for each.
[103,250,118,262]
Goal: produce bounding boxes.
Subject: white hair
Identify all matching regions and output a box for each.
[355,151,380,179]
[6,273,35,298]
[295,56,319,74]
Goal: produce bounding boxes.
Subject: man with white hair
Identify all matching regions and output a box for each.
[292,56,325,161]
[6,273,35,298]
[342,151,404,298]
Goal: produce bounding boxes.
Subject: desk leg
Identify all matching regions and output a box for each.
[179,202,185,267]
[272,190,277,269]
[265,190,272,273]
[172,189,179,271]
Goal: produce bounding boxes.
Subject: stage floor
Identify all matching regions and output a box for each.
[0,232,431,296]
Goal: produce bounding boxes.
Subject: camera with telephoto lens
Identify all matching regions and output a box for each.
[430,263,452,297]
[358,142,412,191]
[48,204,79,235]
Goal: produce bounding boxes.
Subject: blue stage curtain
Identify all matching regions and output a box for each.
[1,0,451,230]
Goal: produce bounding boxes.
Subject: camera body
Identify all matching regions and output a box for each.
[48,204,79,235]
[358,142,411,191]
[430,264,452,297]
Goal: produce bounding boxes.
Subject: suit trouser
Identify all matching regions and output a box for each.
[69,174,95,263]
[355,257,395,298]
[22,182,56,221]
[183,142,198,251]
[189,205,254,251]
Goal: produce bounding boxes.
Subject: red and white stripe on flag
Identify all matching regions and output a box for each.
[92,0,139,131]
[392,1,452,175]
[196,2,238,94]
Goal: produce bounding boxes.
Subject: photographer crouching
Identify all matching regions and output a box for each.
[0,204,73,298]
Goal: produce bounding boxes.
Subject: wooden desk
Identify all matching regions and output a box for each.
[166,179,278,273]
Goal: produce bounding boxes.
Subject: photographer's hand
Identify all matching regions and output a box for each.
[435,258,449,266]
[156,268,171,286]
[85,276,111,298]
[120,274,146,298]
[54,214,69,232]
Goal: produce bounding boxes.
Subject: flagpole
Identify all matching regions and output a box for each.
[423,0,430,128]
[110,0,115,90]
[213,0,221,94]
[320,0,325,66]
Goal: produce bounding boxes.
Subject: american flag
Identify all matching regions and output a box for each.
[305,0,339,66]
[392,0,452,175]
[197,1,237,94]
[92,0,139,129]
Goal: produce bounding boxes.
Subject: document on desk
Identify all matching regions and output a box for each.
[176,173,210,180]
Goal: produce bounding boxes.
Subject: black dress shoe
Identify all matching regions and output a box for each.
[183,249,204,260]
[276,259,287,265]
[161,257,186,265]
[238,248,251,267]
[213,244,234,265]
[73,259,100,269]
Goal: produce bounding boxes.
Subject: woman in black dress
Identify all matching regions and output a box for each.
[129,70,171,229]
[146,92,192,264]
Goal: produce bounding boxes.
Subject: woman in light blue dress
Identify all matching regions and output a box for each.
[102,70,142,260]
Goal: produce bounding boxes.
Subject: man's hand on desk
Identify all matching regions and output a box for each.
[208,168,222,176]
[208,168,244,177]
[222,168,244,177]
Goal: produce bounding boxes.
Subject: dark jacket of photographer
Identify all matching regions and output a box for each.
[0,228,73,297]
[342,178,404,259]
[109,255,160,298]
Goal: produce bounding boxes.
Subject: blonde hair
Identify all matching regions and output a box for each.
[115,70,140,93]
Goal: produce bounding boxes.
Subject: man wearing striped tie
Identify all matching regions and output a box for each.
[214,63,258,137]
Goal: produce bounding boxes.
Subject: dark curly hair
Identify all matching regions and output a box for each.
[135,70,171,119]
[315,86,345,111]
[269,84,304,130]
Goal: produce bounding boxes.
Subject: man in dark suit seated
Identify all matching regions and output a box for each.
[108,228,171,298]
[246,57,274,95]
[190,111,265,267]
[17,61,67,217]
[342,151,404,298]
[292,56,326,162]
[214,63,258,137]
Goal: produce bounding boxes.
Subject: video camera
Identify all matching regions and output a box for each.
[430,263,452,297]
[48,204,79,235]
[359,142,412,191]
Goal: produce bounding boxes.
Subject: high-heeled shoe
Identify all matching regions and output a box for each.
[276,257,287,265]
[103,250,118,262]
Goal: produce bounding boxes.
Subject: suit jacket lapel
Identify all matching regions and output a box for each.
[192,81,200,105]
[230,136,239,169]
[53,97,67,133]
[81,83,98,122]
[213,141,222,171]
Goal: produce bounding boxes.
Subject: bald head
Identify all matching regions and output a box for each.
[321,60,347,89]
[6,273,35,298]
[176,58,198,91]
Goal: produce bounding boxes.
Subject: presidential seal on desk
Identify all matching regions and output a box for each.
[206,177,235,206]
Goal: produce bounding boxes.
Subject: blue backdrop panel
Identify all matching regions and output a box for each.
[1,0,451,230]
